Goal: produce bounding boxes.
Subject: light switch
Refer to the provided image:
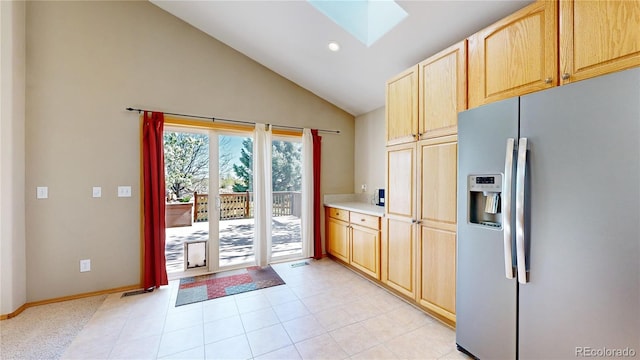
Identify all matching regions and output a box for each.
[80,259,91,272]
[37,186,48,199]
[92,187,102,198]
[118,186,132,197]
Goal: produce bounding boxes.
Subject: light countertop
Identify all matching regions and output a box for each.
[323,194,385,217]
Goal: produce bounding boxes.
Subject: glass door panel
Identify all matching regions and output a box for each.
[217,134,255,268]
[163,128,210,274]
[271,138,303,259]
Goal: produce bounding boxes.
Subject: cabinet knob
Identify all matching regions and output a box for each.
[562,73,570,80]
[544,77,553,84]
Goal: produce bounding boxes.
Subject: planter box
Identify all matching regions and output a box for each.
[166,202,193,228]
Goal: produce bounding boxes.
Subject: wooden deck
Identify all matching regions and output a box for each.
[165,215,302,272]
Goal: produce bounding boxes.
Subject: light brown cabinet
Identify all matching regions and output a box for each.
[383,142,417,298]
[419,40,467,139]
[386,142,416,219]
[385,65,419,145]
[382,217,416,298]
[469,0,639,109]
[326,210,349,264]
[559,0,640,85]
[419,227,456,322]
[350,212,381,280]
[416,135,458,325]
[418,136,458,229]
[386,42,467,144]
[326,207,381,280]
[468,0,558,108]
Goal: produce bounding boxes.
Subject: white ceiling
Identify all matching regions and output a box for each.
[151,0,533,116]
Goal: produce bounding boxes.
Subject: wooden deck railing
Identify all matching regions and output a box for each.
[194,191,301,222]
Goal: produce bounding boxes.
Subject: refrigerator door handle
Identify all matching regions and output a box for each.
[503,138,515,279]
[516,137,529,284]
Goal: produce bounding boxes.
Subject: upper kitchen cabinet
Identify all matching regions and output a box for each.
[419,40,467,139]
[559,0,640,85]
[468,0,558,109]
[386,65,419,145]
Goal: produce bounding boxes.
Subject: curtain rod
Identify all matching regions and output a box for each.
[126,107,340,134]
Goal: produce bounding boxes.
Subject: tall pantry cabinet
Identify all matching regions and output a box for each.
[383,142,417,298]
[384,40,466,325]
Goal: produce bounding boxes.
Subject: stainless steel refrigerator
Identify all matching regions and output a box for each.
[456,68,640,359]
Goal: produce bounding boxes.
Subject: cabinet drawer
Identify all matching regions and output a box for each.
[350,212,380,230]
[328,207,350,222]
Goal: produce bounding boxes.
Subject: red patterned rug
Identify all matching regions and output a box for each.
[175,265,285,306]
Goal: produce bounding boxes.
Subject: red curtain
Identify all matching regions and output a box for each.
[312,130,323,259]
[142,111,168,289]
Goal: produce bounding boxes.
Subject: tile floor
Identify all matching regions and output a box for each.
[62,258,469,360]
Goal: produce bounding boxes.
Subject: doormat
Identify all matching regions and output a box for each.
[175,265,285,306]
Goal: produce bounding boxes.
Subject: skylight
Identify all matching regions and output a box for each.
[308,0,408,47]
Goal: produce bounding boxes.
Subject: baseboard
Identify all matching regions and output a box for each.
[0,284,140,320]
[0,303,28,320]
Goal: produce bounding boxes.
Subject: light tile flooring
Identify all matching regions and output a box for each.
[62,258,469,360]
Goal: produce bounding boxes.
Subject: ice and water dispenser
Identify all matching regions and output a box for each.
[468,174,503,228]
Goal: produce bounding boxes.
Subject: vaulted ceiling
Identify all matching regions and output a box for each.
[151,0,533,116]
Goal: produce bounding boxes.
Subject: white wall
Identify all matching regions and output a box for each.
[0,0,27,315]
[354,106,385,197]
[23,1,354,303]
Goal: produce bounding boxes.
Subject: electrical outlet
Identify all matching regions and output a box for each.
[92,187,102,198]
[117,186,132,197]
[80,259,91,272]
[361,184,367,193]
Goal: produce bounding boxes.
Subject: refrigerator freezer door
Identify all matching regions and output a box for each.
[456,98,519,359]
[519,68,640,359]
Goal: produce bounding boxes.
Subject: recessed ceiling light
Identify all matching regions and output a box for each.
[328,41,340,52]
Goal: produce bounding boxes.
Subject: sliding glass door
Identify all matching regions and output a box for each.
[164,125,307,276]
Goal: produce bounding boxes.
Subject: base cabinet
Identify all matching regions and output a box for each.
[327,216,349,264]
[418,226,456,323]
[350,224,380,279]
[326,207,381,280]
[381,217,416,298]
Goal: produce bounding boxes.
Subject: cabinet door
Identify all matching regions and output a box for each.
[468,0,558,108]
[386,143,416,219]
[560,0,640,85]
[417,135,457,325]
[418,226,456,323]
[350,224,380,280]
[382,217,416,298]
[327,217,349,263]
[386,65,419,145]
[419,40,467,139]
[418,136,458,229]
